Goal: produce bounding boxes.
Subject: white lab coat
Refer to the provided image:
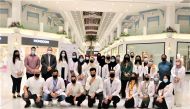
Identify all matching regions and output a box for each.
[171,66,185,92]
[57,59,70,80]
[100,64,109,80]
[103,78,121,98]
[43,77,66,96]
[69,59,78,71]
[158,83,174,109]
[125,82,139,107]
[66,82,84,96]
[139,81,155,108]
[110,64,121,79]
[74,62,88,86]
[85,75,103,96]
[133,65,143,78]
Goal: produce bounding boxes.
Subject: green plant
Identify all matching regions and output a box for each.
[120,32,130,37]
[57,30,67,35]
[85,35,97,55]
[162,26,177,33]
[9,22,24,29]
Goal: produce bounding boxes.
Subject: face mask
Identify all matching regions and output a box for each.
[145,77,149,81]
[79,58,84,62]
[47,51,52,55]
[124,57,130,61]
[34,74,40,78]
[72,56,77,59]
[31,51,35,55]
[162,58,166,61]
[154,78,159,82]
[110,73,115,78]
[106,57,110,60]
[130,55,134,58]
[91,74,95,77]
[90,60,94,63]
[111,59,115,62]
[163,79,168,83]
[15,54,19,57]
[71,80,76,84]
[61,53,65,57]
[53,75,58,79]
[131,77,136,80]
[86,57,89,60]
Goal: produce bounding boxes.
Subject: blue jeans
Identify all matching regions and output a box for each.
[43,93,65,102]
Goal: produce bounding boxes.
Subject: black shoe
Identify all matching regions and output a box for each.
[77,103,81,107]
[98,103,102,109]
[13,95,16,99]
[17,95,21,98]
[113,103,117,108]
[24,102,31,108]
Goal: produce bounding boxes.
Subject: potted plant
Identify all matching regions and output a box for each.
[162,26,177,33]
[120,32,130,37]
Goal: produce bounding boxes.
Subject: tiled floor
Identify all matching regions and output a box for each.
[0,72,190,109]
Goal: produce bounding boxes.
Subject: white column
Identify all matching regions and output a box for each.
[64,21,69,34]
[165,5,175,29]
[117,22,122,38]
[11,0,22,22]
[40,22,44,32]
[143,26,147,35]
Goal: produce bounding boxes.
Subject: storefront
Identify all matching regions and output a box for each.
[21,37,59,59]
[126,42,165,65]
[177,41,190,73]
[0,36,8,72]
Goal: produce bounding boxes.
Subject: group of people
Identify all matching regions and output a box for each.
[10,46,185,109]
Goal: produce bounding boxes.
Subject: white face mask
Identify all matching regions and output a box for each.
[47,51,52,55]
[163,79,168,83]
[79,58,84,62]
[31,50,35,55]
[61,53,65,57]
[111,59,115,62]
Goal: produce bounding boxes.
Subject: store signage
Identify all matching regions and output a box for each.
[0,36,8,44]
[22,37,58,47]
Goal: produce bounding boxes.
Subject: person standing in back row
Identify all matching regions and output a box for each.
[158,54,172,81]
[24,47,40,79]
[41,47,57,80]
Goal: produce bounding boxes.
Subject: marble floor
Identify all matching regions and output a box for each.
[0,71,190,109]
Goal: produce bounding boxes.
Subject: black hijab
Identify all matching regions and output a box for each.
[108,56,117,71]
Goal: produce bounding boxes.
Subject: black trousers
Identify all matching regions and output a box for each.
[11,75,22,94]
[121,79,128,98]
[88,92,103,108]
[154,98,168,109]
[102,96,120,108]
[22,91,43,108]
[26,73,34,79]
[125,97,135,108]
[65,94,86,105]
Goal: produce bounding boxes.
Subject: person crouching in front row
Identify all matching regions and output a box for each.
[65,73,86,106]
[85,67,104,109]
[102,70,121,108]
[43,69,66,106]
[22,71,45,108]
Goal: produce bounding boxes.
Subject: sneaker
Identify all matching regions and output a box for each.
[113,103,117,108]
[77,102,81,107]
[24,102,31,108]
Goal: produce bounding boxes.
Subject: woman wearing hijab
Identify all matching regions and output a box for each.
[120,54,133,98]
[85,55,90,65]
[171,59,185,107]
[155,74,174,109]
[108,56,121,79]
[97,53,102,65]
[69,52,78,72]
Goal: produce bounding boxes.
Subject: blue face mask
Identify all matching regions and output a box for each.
[163,79,168,83]
[79,58,84,62]
[154,78,159,82]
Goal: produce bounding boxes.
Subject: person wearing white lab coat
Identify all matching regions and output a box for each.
[85,67,103,109]
[108,56,121,79]
[43,69,66,106]
[139,74,155,108]
[125,73,139,108]
[65,74,86,106]
[74,55,88,86]
[69,52,78,72]
[155,74,174,109]
[10,50,24,98]
[153,74,162,108]
[99,55,107,79]
[57,50,70,82]
[149,64,158,79]
[133,55,143,81]
[102,70,121,108]
[171,59,185,107]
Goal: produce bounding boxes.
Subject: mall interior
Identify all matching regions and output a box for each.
[0,0,190,109]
